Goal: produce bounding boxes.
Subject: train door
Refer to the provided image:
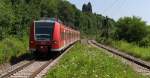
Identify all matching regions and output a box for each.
[60,25,64,49]
[64,28,66,47]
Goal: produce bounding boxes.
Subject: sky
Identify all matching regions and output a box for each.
[68,0,150,24]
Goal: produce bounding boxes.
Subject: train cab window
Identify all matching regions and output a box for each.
[35,21,54,41]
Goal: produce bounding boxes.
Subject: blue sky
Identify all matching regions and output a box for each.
[68,0,150,24]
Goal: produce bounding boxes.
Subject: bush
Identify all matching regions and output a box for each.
[138,35,150,47]
[96,36,113,45]
[111,40,150,61]
[0,0,14,40]
[0,36,28,64]
[116,16,148,42]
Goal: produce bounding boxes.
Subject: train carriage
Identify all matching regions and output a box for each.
[29,18,80,54]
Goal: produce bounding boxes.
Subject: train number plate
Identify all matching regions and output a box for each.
[41,42,46,45]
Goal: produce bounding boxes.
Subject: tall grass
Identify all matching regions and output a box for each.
[111,40,150,61]
[46,43,146,78]
[0,35,28,64]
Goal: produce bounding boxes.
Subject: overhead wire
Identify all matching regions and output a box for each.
[102,0,128,21]
[103,0,120,14]
[111,0,127,17]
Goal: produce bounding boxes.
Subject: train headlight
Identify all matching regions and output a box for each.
[30,41,34,44]
[40,46,44,48]
[52,40,57,44]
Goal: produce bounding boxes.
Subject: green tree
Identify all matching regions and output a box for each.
[100,16,115,38]
[82,2,92,13]
[58,1,76,26]
[116,16,148,42]
[0,0,14,40]
[40,0,60,17]
[82,4,86,12]
[87,2,92,13]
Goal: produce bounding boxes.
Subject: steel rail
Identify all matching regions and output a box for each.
[0,41,77,78]
[89,40,150,70]
[29,60,53,78]
[0,61,34,78]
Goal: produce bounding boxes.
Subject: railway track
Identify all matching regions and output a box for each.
[0,44,74,78]
[89,40,150,71]
[0,59,53,78]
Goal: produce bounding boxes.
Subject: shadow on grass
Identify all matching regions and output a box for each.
[9,52,60,65]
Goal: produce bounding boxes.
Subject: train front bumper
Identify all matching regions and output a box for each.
[29,48,36,52]
[36,46,51,53]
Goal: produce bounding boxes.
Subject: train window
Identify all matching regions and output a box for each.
[61,31,65,40]
[67,31,69,39]
[35,22,54,41]
[69,31,71,38]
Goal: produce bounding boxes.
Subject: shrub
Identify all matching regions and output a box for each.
[116,16,148,42]
[0,36,28,64]
[111,40,150,61]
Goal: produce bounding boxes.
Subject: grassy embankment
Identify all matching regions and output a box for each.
[0,35,28,64]
[110,40,150,61]
[46,43,147,78]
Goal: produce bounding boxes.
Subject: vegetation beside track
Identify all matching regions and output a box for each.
[110,40,150,61]
[96,16,150,62]
[0,35,28,64]
[46,43,146,78]
[0,0,113,64]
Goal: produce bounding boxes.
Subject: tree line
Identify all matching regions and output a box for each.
[0,0,112,39]
[0,0,150,47]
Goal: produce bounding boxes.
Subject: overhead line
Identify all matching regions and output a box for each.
[103,0,120,14]
[114,0,127,12]
[110,0,128,18]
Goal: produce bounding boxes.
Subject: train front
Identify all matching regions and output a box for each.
[29,20,54,53]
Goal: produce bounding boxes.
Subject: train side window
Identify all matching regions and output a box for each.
[66,31,68,40]
[61,31,65,40]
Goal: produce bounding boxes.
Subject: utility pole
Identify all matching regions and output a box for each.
[101,16,109,39]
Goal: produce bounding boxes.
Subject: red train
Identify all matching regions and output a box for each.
[29,18,80,54]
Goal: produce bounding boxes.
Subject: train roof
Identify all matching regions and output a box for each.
[34,17,62,23]
[34,20,55,23]
[34,17,79,32]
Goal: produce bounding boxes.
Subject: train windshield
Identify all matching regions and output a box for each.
[35,22,54,41]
